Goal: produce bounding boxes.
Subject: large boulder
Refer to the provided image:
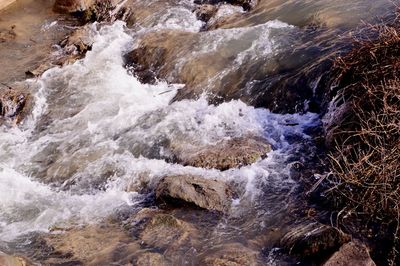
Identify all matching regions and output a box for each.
[280,220,350,261]
[156,175,234,212]
[173,137,272,171]
[324,241,376,266]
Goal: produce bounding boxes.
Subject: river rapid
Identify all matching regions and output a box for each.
[0,0,393,265]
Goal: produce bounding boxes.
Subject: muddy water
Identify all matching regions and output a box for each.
[0,0,393,265]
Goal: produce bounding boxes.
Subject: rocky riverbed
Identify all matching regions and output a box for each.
[0,0,393,265]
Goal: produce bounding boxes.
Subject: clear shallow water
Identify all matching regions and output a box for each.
[0,0,393,264]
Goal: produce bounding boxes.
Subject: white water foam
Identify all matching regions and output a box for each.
[0,21,318,241]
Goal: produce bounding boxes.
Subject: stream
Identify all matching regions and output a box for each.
[0,0,393,265]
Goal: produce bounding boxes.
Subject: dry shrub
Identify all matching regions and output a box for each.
[328,80,400,219]
[325,11,400,265]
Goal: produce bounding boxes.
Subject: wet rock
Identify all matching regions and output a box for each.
[232,0,257,11]
[124,42,170,84]
[202,243,259,266]
[123,28,299,113]
[156,175,233,213]
[54,0,119,24]
[25,62,54,78]
[123,30,196,82]
[24,22,95,79]
[0,253,27,266]
[324,241,376,266]
[60,26,93,56]
[40,25,95,71]
[194,0,257,11]
[205,4,244,30]
[280,220,350,260]
[194,4,218,23]
[53,0,95,13]
[174,137,271,171]
[322,95,353,149]
[79,1,115,23]
[0,87,30,125]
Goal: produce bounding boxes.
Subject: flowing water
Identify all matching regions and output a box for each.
[0,0,393,264]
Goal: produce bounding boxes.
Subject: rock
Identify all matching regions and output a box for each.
[42,224,140,265]
[123,30,198,84]
[194,4,218,23]
[53,0,118,23]
[322,92,354,149]
[324,241,376,266]
[0,253,27,266]
[39,25,96,71]
[53,0,95,13]
[174,137,271,171]
[202,243,259,266]
[231,0,257,11]
[280,220,350,260]
[194,0,257,11]
[0,87,30,125]
[156,175,233,212]
[139,213,197,250]
[136,252,167,266]
[124,43,169,84]
[25,62,54,78]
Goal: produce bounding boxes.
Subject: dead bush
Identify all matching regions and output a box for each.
[324,11,400,265]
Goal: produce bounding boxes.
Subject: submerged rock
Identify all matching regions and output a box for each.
[41,224,140,265]
[202,243,260,266]
[280,220,350,260]
[156,175,233,212]
[140,213,197,250]
[173,136,272,171]
[324,241,376,266]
